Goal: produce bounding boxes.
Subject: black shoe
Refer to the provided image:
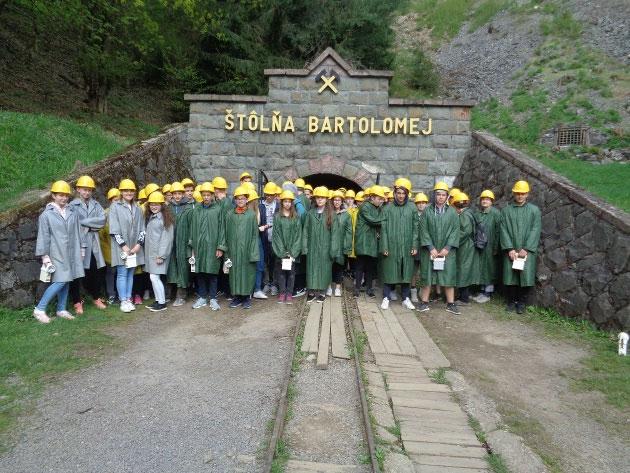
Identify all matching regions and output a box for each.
[416,302,430,312]
[242,297,252,309]
[229,297,242,308]
[107,296,117,305]
[516,302,526,314]
[307,293,316,303]
[316,294,326,303]
[149,302,167,312]
[366,290,375,298]
[445,303,461,315]
[506,302,516,312]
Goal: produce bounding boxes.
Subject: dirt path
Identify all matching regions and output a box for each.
[418,301,629,473]
[0,300,296,473]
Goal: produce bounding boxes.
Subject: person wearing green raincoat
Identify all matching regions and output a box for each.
[188,183,227,311]
[379,181,418,310]
[473,190,501,303]
[353,186,387,298]
[302,186,335,303]
[418,182,460,315]
[500,180,541,314]
[452,192,478,305]
[272,190,303,304]
[167,182,194,306]
[225,186,259,310]
[329,191,352,297]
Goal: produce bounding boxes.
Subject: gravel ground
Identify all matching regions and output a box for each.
[0,299,296,473]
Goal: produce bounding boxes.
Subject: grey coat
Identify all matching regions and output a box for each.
[69,198,106,269]
[35,203,86,282]
[108,201,146,267]
[144,212,174,275]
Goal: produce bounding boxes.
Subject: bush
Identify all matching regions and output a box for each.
[408,50,441,95]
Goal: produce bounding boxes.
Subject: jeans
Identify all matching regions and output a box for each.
[116,265,135,301]
[384,283,410,300]
[255,237,265,291]
[36,282,70,312]
[149,273,166,304]
[196,273,218,300]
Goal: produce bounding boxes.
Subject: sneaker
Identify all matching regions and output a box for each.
[56,310,75,320]
[381,297,390,310]
[285,294,293,305]
[192,297,208,309]
[389,291,398,301]
[410,291,419,303]
[307,293,316,303]
[229,297,242,308]
[33,309,51,324]
[107,295,117,305]
[326,286,333,296]
[446,303,461,315]
[92,298,106,310]
[120,301,132,313]
[316,294,326,303]
[143,289,151,300]
[73,301,84,315]
[129,300,136,311]
[277,293,286,304]
[334,287,342,297]
[262,284,271,294]
[294,288,306,298]
[146,301,160,311]
[270,286,278,296]
[209,299,221,311]
[253,290,268,299]
[242,297,252,309]
[416,301,430,312]
[173,297,185,307]
[366,290,375,298]
[506,302,516,312]
[133,294,143,305]
[149,303,167,312]
[475,294,490,304]
[402,297,415,310]
[516,302,526,315]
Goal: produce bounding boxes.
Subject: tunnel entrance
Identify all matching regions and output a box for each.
[302,173,363,192]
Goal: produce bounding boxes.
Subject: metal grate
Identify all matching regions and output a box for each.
[555,125,589,146]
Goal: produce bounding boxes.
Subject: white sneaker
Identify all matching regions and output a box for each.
[209,299,220,311]
[334,287,342,297]
[402,297,416,310]
[56,310,75,320]
[129,301,136,311]
[270,286,278,296]
[192,297,207,309]
[410,291,419,303]
[326,286,333,296]
[172,297,185,307]
[476,294,490,303]
[381,297,389,310]
[120,301,132,313]
[253,290,268,299]
[33,309,51,324]
[389,292,398,301]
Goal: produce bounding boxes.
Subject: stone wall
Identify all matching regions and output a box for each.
[0,125,190,308]
[186,48,473,190]
[456,131,630,330]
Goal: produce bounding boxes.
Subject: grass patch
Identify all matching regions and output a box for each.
[0,304,135,452]
[469,0,513,32]
[487,452,511,473]
[391,49,441,98]
[429,367,449,384]
[540,9,582,40]
[411,0,474,42]
[270,438,289,473]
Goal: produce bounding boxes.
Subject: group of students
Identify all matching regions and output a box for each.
[32,171,541,323]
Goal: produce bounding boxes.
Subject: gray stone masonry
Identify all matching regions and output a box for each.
[456,131,630,330]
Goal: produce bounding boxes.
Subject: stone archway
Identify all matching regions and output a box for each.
[279,154,376,189]
[303,173,363,191]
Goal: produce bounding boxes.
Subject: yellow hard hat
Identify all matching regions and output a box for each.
[371,186,386,199]
[512,180,530,193]
[118,179,136,191]
[193,190,203,203]
[263,182,277,195]
[279,190,295,200]
[138,189,147,200]
[247,190,260,202]
[162,183,172,194]
[243,181,256,192]
[144,183,160,197]
[355,191,365,202]
[304,184,313,191]
[327,190,334,199]
[51,180,71,194]
[480,189,495,200]
[181,177,195,187]
[199,182,214,193]
[433,181,449,192]
[170,181,185,193]
[107,188,121,200]
[240,171,252,181]
[364,187,372,196]
[194,184,201,193]
[415,192,429,203]
[294,178,305,188]
[147,191,165,204]
[394,177,412,192]
[385,188,393,198]
[451,192,469,204]
[345,189,356,199]
[212,176,228,189]
[274,183,283,194]
[76,175,96,189]
[312,186,329,198]
[448,187,461,197]
[332,190,345,199]
[233,185,249,197]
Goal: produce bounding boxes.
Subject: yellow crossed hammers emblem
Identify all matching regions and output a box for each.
[317,69,339,94]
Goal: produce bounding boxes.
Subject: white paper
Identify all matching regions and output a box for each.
[125,253,137,269]
[433,256,445,271]
[39,265,51,283]
[281,258,293,271]
[512,256,526,271]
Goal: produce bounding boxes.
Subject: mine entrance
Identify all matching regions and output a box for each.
[303,173,363,192]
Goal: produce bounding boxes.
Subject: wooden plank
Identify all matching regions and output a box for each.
[357,299,387,354]
[398,421,474,435]
[391,396,462,412]
[380,307,416,355]
[371,306,403,354]
[388,390,451,401]
[404,441,486,458]
[393,308,451,369]
[316,298,332,369]
[401,430,480,446]
[411,454,488,469]
[387,382,450,392]
[301,303,322,353]
[373,353,423,366]
[286,459,363,472]
[407,460,488,473]
[395,407,469,424]
[330,295,350,359]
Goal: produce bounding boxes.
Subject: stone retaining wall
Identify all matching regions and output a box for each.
[0,125,190,307]
[456,131,630,330]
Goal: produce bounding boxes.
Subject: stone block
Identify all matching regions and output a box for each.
[588,293,614,324]
[0,270,17,290]
[609,273,630,309]
[14,261,40,284]
[607,234,630,274]
[17,220,37,240]
[267,89,291,103]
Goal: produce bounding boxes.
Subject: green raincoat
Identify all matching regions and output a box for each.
[380,199,419,284]
[302,208,334,290]
[456,209,478,287]
[298,193,311,212]
[500,202,541,287]
[354,201,386,258]
[331,210,352,265]
[167,199,194,288]
[272,214,302,260]
[475,206,501,285]
[225,208,259,296]
[418,204,460,287]
[188,202,227,274]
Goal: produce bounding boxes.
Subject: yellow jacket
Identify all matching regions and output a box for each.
[347,206,359,258]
